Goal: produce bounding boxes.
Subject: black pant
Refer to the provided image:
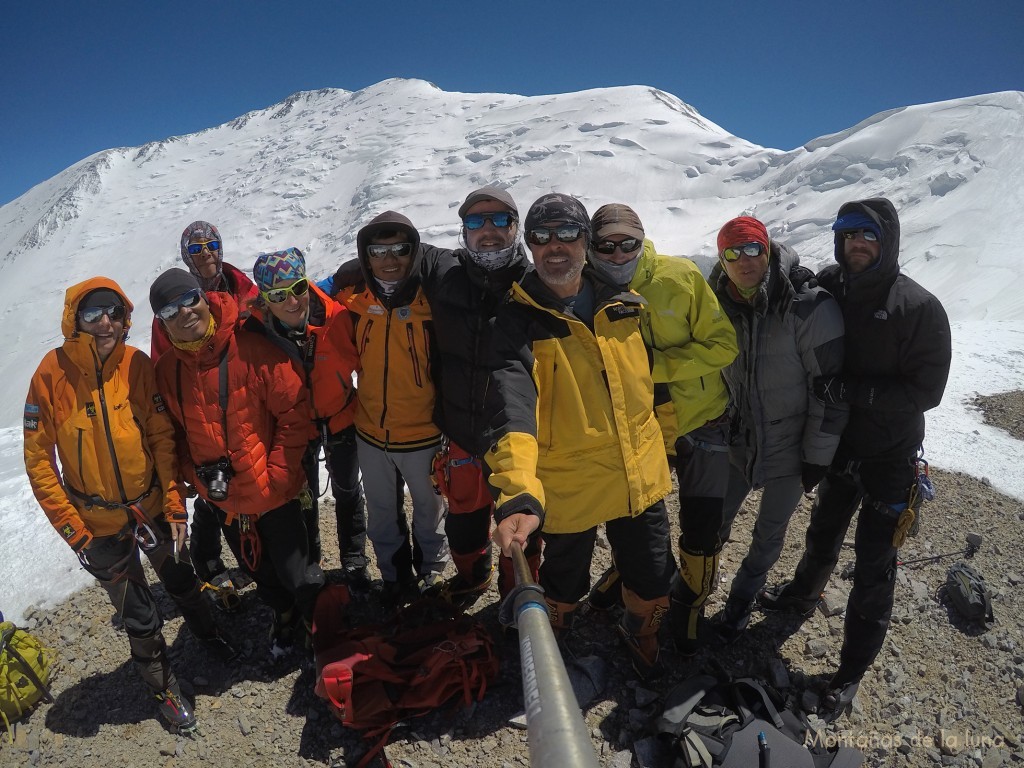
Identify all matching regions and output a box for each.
[190,497,225,581]
[84,520,201,638]
[540,500,674,604]
[213,499,326,620]
[305,426,368,568]
[788,454,915,686]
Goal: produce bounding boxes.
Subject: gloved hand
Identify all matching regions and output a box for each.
[801,462,829,493]
[812,375,850,404]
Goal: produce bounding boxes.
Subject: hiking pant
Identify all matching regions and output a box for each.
[304,426,368,569]
[82,520,210,691]
[540,499,673,605]
[437,440,495,589]
[719,466,804,603]
[213,499,326,621]
[190,497,226,581]
[358,437,449,583]
[785,454,915,686]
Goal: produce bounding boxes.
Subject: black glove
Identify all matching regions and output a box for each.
[812,375,849,404]
[801,462,829,493]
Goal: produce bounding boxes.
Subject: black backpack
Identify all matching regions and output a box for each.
[944,562,994,625]
[655,673,864,767]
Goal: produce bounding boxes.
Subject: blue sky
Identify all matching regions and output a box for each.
[2,0,1020,206]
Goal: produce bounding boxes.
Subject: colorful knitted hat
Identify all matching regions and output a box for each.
[253,248,307,291]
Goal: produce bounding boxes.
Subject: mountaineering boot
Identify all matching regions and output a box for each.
[444,548,494,609]
[757,581,820,617]
[154,680,198,734]
[715,597,754,644]
[341,563,373,596]
[619,588,670,681]
[543,598,579,640]
[669,542,720,657]
[416,572,445,598]
[269,606,299,659]
[819,679,860,723]
[169,581,217,638]
[588,565,623,612]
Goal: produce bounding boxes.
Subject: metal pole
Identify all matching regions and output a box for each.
[504,542,600,768]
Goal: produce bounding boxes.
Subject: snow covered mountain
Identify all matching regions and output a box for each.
[1,79,1022,623]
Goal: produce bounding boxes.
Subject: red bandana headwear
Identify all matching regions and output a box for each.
[717,216,770,256]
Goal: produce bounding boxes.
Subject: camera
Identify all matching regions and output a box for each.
[195,458,234,502]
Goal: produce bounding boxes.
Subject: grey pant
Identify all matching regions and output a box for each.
[719,464,803,603]
[356,438,449,582]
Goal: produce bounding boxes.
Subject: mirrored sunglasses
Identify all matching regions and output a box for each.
[186,240,222,255]
[79,305,127,324]
[367,243,414,260]
[593,237,642,255]
[721,242,765,262]
[527,225,583,245]
[840,229,879,242]
[262,277,310,304]
[463,212,517,230]
[157,289,203,321]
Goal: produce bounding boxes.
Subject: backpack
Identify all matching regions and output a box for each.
[945,562,994,625]
[0,619,55,741]
[312,586,499,767]
[655,673,864,767]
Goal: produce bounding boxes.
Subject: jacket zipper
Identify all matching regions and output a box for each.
[407,324,423,388]
[95,360,128,503]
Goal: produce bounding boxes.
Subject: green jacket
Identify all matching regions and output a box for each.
[630,240,738,440]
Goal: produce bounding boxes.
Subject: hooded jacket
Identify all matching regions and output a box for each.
[816,198,951,461]
[258,282,359,436]
[711,241,848,487]
[24,278,186,550]
[150,262,257,362]
[341,211,440,450]
[626,240,738,439]
[484,269,672,534]
[418,241,532,456]
[154,292,312,521]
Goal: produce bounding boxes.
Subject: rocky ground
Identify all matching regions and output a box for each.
[6,394,1024,767]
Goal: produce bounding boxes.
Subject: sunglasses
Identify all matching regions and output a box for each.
[79,305,127,324]
[186,240,221,256]
[526,225,583,245]
[593,237,642,255]
[721,243,765,262]
[157,289,203,321]
[367,243,414,260]
[840,229,879,242]
[463,212,517,230]
[262,277,310,304]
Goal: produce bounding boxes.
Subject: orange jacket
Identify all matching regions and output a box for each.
[257,283,359,436]
[347,284,439,450]
[155,292,313,521]
[24,277,186,550]
[150,262,258,363]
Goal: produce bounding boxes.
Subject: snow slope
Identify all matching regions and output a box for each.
[1,79,1021,623]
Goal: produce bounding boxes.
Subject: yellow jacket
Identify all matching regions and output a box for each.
[24,278,185,550]
[630,240,738,442]
[485,271,671,534]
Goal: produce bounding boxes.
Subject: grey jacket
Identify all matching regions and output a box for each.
[711,241,849,488]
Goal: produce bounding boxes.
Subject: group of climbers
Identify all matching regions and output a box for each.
[23,187,949,733]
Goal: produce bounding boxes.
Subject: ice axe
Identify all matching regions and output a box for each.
[499,541,600,768]
[898,532,982,568]
[841,533,982,579]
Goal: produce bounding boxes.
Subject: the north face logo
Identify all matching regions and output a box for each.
[874,310,888,320]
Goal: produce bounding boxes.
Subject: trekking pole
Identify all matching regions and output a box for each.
[500,542,600,768]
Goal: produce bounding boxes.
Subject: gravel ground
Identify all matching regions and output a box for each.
[6,393,1024,767]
